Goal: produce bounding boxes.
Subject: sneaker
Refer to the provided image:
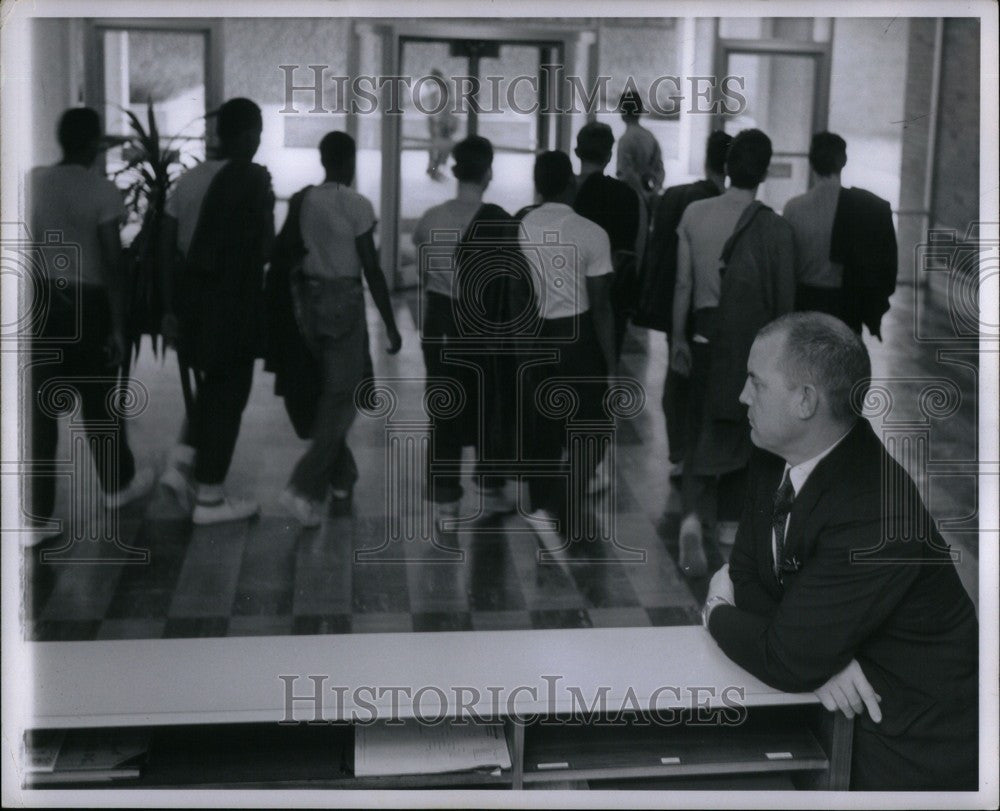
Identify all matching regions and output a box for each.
[279,489,323,528]
[433,499,461,532]
[192,495,260,526]
[480,486,515,516]
[716,520,739,548]
[678,513,708,578]
[104,466,156,509]
[524,509,566,559]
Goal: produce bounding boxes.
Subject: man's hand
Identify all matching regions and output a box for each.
[386,326,402,355]
[670,339,692,377]
[814,659,882,722]
[707,563,735,604]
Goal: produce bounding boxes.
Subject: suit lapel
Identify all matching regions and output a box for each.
[783,421,869,566]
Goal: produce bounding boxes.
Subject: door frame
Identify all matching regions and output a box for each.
[83,18,225,160]
[374,21,587,289]
[712,36,832,191]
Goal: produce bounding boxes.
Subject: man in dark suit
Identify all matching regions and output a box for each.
[703,312,978,791]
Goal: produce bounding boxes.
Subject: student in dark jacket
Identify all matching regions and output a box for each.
[783,132,897,338]
[637,130,731,512]
[704,313,978,791]
[572,122,640,362]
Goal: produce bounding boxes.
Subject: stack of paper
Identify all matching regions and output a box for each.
[355,721,512,777]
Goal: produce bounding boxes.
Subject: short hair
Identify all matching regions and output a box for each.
[533,150,574,199]
[216,98,263,146]
[619,89,645,118]
[809,131,848,177]
[57,107,101,155]
[575,122,614,163]
[704,130,734,175]
[757,312,871,423]
[319,131,356,169]
[452,135,494,182]
[726,128,772,189]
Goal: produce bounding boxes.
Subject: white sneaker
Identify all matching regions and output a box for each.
[433,500,461,532]
[716,520,739,548]
[678,513,708,578]
[279,489,323,528]
[104,466,156,509]
[480,486,515,516]
[192,495,260,526]
[524,509,566,559]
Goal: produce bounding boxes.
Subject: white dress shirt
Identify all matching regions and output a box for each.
[772,429,852,577]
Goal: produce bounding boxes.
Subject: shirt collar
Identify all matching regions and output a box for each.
[783,427,852,494]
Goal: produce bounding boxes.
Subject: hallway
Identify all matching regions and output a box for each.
[24,279,981,642]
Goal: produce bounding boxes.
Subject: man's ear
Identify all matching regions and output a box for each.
[798,384,819,419]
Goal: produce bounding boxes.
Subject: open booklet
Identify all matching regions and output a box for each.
[354,721,512,777]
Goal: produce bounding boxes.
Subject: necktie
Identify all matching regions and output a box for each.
[772,471,796,581]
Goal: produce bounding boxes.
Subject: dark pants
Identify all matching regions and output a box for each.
[29,284,137,520]
[680,333,746,524]
[525,313,608,519]
[185,358,255,485]
[288,277,370,500]
[662,362,690,467]
[421,292,501,504]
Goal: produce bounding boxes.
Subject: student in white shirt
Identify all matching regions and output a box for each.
[519,151,616,549]
[279,131,401,526]
[26,108,155,544]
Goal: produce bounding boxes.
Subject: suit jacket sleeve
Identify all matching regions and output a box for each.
[709,495,923,693]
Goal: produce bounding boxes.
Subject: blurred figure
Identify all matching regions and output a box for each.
[413,135,513,527]
[159,98,274,525]
[616,89,665,269]
[279,131,401,526]
[26,108,155,542]
[573,121,641,363]
[783,132,898,338]
[671,129,794,577]
[423,69,459,181]
[637,130,732,522]
[520,151,616,552]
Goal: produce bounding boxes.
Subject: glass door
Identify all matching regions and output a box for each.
[395,36,562,288]
[715,42,829,211]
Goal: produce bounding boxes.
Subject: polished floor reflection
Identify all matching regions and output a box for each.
[23,284,980,640]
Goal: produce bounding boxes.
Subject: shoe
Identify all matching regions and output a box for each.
[716,520,739,548]
[524,509,566,559]
[480,485,515,516]
[192,495,260,526]
[160,463,194,508]
[104,466,156,509]
[279,489,323,528]
[678,513,708,578]
[433,499,461,532]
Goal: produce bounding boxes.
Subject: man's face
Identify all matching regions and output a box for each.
[739,332,800,456]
